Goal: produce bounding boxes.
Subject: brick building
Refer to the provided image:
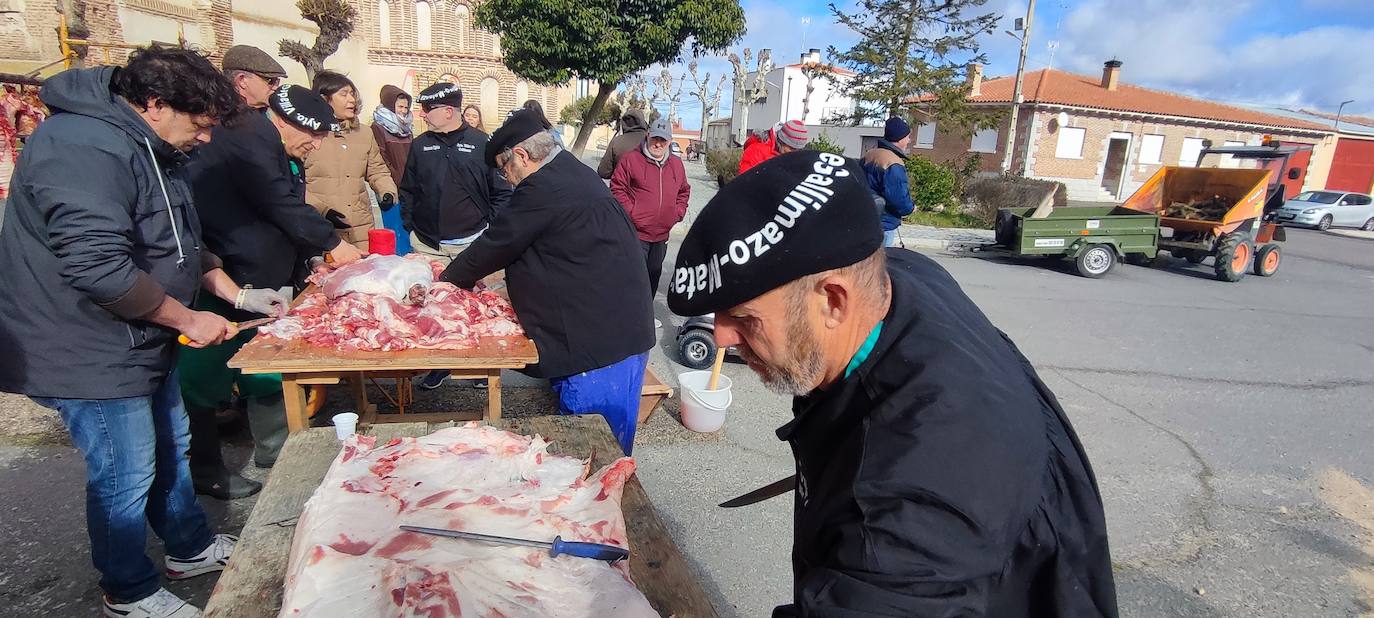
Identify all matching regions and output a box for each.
[0,0,570,129]
[913,61,1331,202]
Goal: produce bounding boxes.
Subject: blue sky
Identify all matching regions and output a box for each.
[651,0,1374,129]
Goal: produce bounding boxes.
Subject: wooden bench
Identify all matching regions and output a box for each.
[639,366,673,424]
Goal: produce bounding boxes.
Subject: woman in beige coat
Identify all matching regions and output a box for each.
[305,71,398,250]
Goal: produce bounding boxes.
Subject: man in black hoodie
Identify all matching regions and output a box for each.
[668,151,1118,617]
[0,48,286,618]
[597,108,649,179]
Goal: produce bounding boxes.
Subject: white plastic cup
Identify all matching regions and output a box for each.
[332,412,359,440]
[677,371,733,433]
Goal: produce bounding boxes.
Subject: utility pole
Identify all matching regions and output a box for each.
[1000,0,1036,174]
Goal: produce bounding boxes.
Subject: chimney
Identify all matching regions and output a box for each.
[1102,59,1122,91]
[800,48,821,66]
[967,63,983,96]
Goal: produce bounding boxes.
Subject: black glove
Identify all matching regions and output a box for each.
[324,209,350,230]
[380,193,396,210]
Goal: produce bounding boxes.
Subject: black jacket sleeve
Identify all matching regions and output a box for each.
[438,194,553,288]
[487,168,512,219]
[398,140,422,231]
[27,142,168,319]
[230,126,340,251]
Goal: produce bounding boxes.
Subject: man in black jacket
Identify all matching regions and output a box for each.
[0,48,285,617]
[399,82,511,264]
[439,110,654,455]
[668,151,1118,617]
[596,107,649,179]
[183,82,360,491]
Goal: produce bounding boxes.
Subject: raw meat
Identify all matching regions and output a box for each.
[260,258,523,351]
[280,424,656,617]
[314,255,441,305]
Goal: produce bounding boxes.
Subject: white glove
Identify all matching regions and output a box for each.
[236,288,290,318]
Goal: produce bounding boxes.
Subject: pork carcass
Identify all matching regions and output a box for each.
[280,424,657,617]
[315,254,442,305]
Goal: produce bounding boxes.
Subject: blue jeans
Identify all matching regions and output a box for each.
[32,372,214,603]
[549,352,650,455]
[883,228,900,248]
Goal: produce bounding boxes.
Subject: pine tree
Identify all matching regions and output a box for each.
[828,0,1000,135]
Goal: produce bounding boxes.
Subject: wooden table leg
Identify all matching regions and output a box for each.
[282,376,309,434]
[486,369,502,420]
[350,372,377,417]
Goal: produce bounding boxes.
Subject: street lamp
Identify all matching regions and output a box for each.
[1335,99,1355,132]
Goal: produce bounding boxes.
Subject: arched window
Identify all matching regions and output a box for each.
[378,0,391,46]
[415,1,432,50]
[480,77,499,126]
[454,4,470,51]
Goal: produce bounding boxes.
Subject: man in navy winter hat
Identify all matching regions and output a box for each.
[668,150,1118,617]
[861,115,917,246]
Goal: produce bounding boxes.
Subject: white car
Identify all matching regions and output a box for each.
[1274,190,1374,231]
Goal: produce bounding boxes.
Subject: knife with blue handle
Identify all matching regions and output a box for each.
[399,525,630,562]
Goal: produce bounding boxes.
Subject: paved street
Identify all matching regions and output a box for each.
[2,159,1373,616]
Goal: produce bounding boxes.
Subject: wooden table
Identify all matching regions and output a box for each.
[228,328,538,433]
[202,416,717,618]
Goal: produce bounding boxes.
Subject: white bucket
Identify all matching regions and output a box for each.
[677,371,733,433]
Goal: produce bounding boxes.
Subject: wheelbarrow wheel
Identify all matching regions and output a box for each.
[1214,234,1253,282]
[1075,244,1116,278]
[1253,244,1281,277]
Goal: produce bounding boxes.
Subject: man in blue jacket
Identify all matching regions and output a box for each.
[0,48,289,617]
[862,116,916,246]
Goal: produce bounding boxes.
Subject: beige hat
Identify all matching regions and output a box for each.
[221,45,287,78]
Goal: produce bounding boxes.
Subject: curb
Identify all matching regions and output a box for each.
[1327,229,1374,241]
[894,234,992,252]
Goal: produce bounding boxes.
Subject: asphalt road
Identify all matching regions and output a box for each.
[3,161,1373,616]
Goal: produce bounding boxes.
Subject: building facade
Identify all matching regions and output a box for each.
[0,0,570,131]
[914,62,1333,202]
[729,49,869,148]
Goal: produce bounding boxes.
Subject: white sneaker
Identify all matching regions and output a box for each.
[654,318,663,329]
[103,588,201,618]
[165,533,236,580]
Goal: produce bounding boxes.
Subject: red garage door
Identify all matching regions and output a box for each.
[1326,138,1374,193]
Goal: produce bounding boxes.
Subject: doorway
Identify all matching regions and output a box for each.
[1101,132,1132,199]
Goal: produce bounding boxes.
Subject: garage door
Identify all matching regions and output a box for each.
[1326,138,1374,193]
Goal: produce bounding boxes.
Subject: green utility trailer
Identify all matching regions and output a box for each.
[984,206,1161,278]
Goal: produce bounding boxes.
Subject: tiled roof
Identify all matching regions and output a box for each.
[946,69,1328,132]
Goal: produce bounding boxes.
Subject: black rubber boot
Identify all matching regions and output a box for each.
[248,393,288,468]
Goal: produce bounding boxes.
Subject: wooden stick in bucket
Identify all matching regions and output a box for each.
[708,347,727,390]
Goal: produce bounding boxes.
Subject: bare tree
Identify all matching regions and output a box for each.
[798,61,834,121]
[279,0,358,81]
[650,69,686,126]
[728,48,773,143]
[687,59,728,141]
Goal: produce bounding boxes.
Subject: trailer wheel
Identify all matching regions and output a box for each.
[1214,234,1253,282]
[1253,244,1281,277]
[1075,245,1116,278]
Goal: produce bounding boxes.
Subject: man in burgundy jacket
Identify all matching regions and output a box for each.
[611,118,691,311]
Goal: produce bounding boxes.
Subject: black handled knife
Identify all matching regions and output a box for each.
[718,474,796,508]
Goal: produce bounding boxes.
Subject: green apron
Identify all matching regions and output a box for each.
[177,295,282,409]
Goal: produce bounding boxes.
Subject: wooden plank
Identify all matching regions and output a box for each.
[486,369,502,420]
[281,378,309,434]
[366,411,482,425]
[204,417,717,618]
[639,367,673,424]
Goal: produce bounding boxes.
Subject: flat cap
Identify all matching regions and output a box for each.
[667,150,881,316]
[269,84,340,133]
[417,82,463,111]
[221,45,286,78]
[485,108,548,169]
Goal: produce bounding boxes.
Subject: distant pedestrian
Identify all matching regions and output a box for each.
[306,71,398,251]
[611,117,690,311]
[597,108,650,179]
[463,104,485,133]
[371,84,414,254]
[738,119,807,174]
[862,116,916,247]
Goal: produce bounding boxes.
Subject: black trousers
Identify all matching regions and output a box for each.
[641,240,668,298]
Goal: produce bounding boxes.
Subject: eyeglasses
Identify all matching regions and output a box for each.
[495,149,515,179]
[253,73,282,88]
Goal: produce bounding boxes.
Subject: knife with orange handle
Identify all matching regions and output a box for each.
[177,316,278,345]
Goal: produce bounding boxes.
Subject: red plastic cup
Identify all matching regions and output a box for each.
[368,228,397,255]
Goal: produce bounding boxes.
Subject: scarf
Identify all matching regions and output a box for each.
[642,140,669,167]
[373,106,413,138]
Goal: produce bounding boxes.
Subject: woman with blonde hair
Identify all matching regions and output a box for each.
[304,71,398,250]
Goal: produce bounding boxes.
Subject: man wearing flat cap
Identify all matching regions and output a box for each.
[183,83,360,498]
[669,151,1118,617]
[438,109,654,455]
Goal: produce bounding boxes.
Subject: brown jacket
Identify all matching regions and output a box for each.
[304,123,398,248]
[371,121,412,183]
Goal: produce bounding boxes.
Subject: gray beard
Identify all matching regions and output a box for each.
[740,315,826,396]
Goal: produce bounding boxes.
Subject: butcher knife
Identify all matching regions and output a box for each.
[399,525,630,563]
[718,474,797,508]
[176,316,278,346]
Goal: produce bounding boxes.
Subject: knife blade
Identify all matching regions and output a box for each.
[718,474,797,508]
[399,525,629,562]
